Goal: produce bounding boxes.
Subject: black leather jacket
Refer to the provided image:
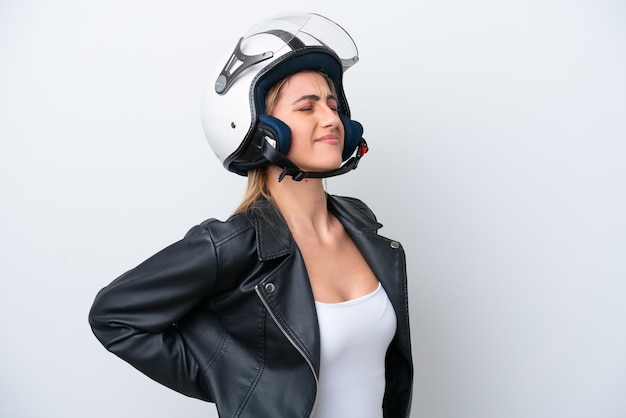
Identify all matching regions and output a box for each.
[89,195,413,417]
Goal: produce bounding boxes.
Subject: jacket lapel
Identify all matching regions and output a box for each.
[328,196,412,357]
[252,200,321,375]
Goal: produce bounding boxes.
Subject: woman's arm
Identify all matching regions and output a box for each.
[88,224,218,401]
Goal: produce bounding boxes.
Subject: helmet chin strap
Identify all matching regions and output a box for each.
[260,136,368,182]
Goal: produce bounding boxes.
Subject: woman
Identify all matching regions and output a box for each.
[89,12,413,418]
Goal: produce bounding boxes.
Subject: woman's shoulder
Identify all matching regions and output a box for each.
[184,212,255,246]
[328,194,380,225]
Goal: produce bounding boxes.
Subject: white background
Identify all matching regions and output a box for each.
[1,1,625,417]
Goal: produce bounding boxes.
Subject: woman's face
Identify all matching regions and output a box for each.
[270,71,344,173]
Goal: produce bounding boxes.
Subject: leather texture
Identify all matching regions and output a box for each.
[89,195,413,418]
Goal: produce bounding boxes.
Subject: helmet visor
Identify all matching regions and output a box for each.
[242,12,359,71]
[216,12,358,95]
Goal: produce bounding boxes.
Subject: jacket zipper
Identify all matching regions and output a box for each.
[255,285,319,418]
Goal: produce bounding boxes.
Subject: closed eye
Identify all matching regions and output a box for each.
[292,94,339,112]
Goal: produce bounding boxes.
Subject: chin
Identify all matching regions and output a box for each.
[300,161,343,173]
[289,155,343,173]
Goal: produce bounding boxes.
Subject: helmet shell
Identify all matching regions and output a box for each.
[201,12,359,175]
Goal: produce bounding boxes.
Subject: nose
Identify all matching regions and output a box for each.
[320,104,342,129]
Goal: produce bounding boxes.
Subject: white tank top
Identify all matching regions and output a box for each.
[311,283,397,418]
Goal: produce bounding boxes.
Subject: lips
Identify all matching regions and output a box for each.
[315,134,340,144]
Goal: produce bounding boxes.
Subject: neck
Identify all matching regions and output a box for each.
[266,165,332,235]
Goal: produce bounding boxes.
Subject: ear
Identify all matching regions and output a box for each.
[258,114,292,154]
[340,115,364,161]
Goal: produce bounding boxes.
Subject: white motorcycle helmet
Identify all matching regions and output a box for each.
[201,12,368,180]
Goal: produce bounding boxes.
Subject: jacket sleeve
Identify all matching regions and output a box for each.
[88,223,218,401]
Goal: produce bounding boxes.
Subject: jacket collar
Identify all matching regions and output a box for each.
[250,194,382,262]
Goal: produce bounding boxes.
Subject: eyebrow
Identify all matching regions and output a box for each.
[291,94,338,105]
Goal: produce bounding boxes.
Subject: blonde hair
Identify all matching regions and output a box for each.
[232,167,271,214]
[233,71,337,214]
